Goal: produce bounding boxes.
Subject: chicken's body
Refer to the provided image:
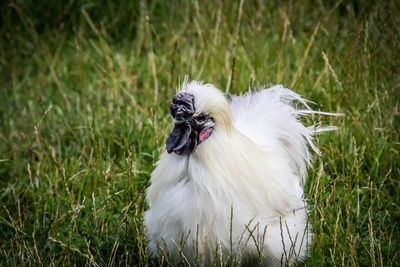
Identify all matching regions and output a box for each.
[145,81,334,266]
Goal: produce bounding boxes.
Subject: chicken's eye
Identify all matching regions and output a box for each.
[196,114,206,121]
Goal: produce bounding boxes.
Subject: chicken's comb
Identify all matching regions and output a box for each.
[170,92,195,120]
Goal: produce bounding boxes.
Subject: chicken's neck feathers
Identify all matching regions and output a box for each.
[196,127,302,214]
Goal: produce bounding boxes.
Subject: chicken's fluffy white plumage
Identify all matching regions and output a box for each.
[145,81,335,266]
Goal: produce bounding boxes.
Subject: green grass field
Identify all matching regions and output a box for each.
[1,0,399,265]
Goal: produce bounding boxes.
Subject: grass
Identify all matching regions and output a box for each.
[1,0,399,265]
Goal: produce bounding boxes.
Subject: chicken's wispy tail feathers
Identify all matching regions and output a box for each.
[230,85,342,182]
[302,110,343,155]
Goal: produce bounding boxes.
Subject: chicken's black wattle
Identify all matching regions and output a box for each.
[166,123,198,155]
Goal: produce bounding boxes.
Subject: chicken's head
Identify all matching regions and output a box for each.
[166,81,233,156]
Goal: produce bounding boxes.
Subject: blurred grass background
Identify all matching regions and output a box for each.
[1,0,399,266]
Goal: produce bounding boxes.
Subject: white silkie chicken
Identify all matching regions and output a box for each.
[145,80,337,266]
